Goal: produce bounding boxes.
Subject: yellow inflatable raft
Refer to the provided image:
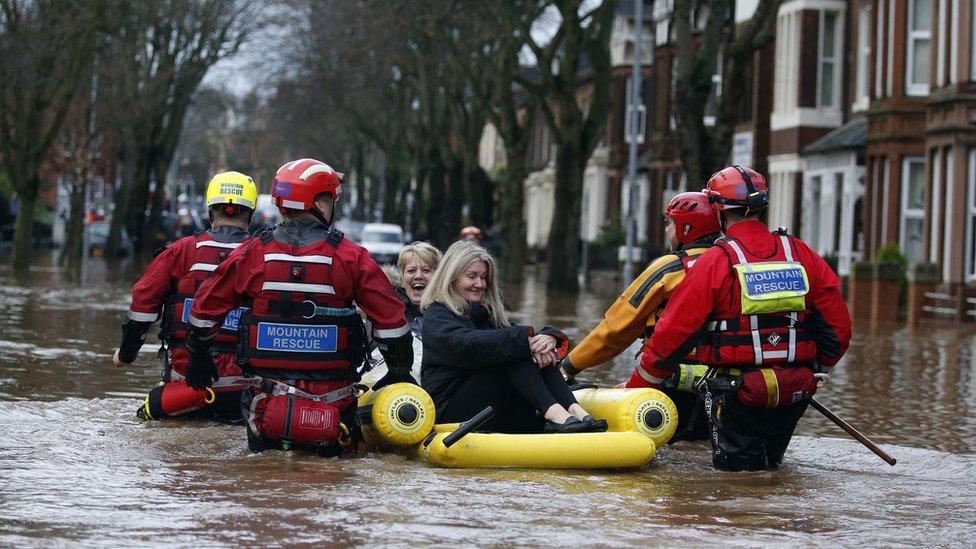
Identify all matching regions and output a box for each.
[356,384,676,469]
[572,386,679,447]
[420,428,655,469]
[357,383,436,448]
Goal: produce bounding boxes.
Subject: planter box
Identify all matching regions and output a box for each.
[848,261,875,321]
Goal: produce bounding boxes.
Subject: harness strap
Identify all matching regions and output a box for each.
[700,332,815,346]
[707,315,803,331]
[169,372,363,403]
[282,393,296,444]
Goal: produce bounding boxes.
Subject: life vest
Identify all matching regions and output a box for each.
[161,232,248,352]
[697,230,817,367]
[237,235,368,381]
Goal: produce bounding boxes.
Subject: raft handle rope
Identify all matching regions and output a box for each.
[338,422,352,447]
[442,406,495,448]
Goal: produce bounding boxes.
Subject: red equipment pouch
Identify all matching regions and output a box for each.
[139,380,215,420]
[736,367,817,408]
[248,393,342,447]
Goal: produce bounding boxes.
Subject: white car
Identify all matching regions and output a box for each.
[360,223,405,264]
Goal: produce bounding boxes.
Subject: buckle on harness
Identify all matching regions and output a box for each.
[301,300,321,319]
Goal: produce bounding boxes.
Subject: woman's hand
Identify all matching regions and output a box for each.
[533,350,556,368]
[529,334,556,355]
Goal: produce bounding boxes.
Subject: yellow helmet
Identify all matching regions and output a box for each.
[205,171,257,210]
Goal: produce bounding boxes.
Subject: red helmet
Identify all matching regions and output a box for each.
[271,158,344,213]
[666,191,721,245]
[460,226,482,241]
[704,165,768,216]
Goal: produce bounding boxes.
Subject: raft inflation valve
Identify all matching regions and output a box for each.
[396,403,419,425]
[643,409,664,429]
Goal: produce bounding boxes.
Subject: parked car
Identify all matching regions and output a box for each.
[88,221,131,257]
[359,222,405,264]
[333,219,365,243]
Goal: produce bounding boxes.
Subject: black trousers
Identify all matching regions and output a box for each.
[441,360,579,433]
[704,386,809,471]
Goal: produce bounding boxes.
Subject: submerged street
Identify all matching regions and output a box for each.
[0,254,974,546]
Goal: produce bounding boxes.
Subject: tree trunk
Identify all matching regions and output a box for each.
[500,148,527,284]
[426,164,447,248]
[59,171,88,269]
[126,158,152,253]
[410,165,428,240]
[546,145,584,292]
[107,146,137,258]
[446,160,465,245]
[11,183,38,270]
[145,158,169,250]
[472,166,494,230]
[354,141,367,220]
[381,162,399,224]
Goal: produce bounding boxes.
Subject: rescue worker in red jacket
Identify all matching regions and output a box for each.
[113,171,257,422]
[184,158,414,455]
[627,166,852,471]
[561,192,721,442]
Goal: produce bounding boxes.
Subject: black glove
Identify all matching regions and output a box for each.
[185,350,218,390]
[373,333,415,390]
[185,325,218,390]
[372,370,417,391]
[117,317,152,364]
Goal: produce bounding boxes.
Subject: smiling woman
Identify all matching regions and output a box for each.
[419,241,608,435]
[395,242,442,327]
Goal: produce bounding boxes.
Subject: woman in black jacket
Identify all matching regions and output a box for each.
[420,241,606,433]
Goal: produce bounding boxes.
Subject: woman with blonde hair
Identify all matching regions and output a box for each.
[365,241,441,386]
[393,241,442,331]
[421,241,606,433]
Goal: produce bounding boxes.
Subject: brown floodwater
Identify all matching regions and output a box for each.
[1,253,974,546]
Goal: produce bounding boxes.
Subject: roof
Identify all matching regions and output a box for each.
[801,117,867,155]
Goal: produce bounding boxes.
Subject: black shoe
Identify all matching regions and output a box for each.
[581,415,609,432]
[543,416,591,434]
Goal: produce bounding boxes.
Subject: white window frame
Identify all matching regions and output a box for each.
[943,148,954,280]
[654,0,673,46]
[949,0,958,83]
[929,148,942,262]
[818,10,841,109]
[881,158,890,245]
[853,4,871,111]
[936,0,946,86]
[906,0,932,96]
[900,157,926,264]
[887,0,895,95]
[967,149,976,282]
[876,0,885,98]
[972,0,976,81]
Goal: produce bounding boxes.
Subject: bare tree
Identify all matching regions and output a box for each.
[103,0,255,256]
[516,0,617,291]
[55,64,102,270]
[673,0,781,187]
[0,0,101,269]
